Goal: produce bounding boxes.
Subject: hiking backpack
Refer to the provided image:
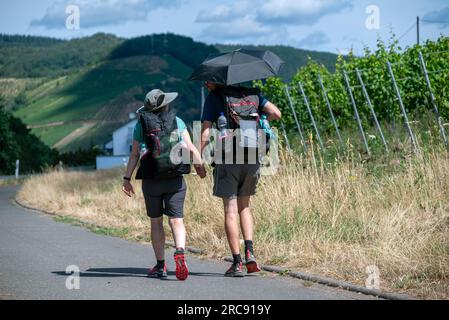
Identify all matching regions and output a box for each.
[219,86,272,156]
[135,108,191,180]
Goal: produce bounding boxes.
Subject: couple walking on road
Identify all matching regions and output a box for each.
[122,49,283,281]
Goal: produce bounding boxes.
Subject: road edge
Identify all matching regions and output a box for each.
[14,196,416,301]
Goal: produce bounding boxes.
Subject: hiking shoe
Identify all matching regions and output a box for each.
[147,263,167,278]
[225,262,244,277]
[245,250,261,273]
[174,250,189,281]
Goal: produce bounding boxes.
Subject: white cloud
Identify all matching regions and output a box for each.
[297,31,330,49]
[195,1,283,44]
[196,5,234,23]
[258,0,353,25]
[194,0,353,45]
[423,6,449,29]
[31,0,182,29]
[196,1,253,23]
[198,15,276,43]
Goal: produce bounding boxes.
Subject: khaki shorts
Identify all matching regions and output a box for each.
[213,164,260,199]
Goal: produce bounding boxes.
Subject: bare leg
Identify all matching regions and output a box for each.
[169,218,186,250]
[237,196,260,272]
[223,197,241,255]
[238,196,253,242]
[151,217,165,261]
[169,217,189,280]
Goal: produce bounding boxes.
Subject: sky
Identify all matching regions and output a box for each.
[0,0,448,55]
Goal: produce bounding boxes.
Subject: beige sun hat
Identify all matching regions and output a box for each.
[142,89,178,112]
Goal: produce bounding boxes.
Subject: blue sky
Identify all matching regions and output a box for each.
[0,0,448,54]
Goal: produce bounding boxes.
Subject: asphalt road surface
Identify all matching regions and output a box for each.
[0,186,377,300]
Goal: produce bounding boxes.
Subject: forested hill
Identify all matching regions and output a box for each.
[0,33,339,152]
[0,33,121,78]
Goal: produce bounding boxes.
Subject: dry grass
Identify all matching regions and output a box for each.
[16,148,449,299]
[0,177,25,187]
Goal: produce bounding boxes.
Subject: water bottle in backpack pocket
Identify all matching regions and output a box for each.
[217,112,228,140]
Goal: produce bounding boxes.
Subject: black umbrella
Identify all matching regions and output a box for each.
[188,49,284,85]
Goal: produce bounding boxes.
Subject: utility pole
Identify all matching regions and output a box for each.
[200,85,205,119]
[417,16,420,45]
[15,160,19,179]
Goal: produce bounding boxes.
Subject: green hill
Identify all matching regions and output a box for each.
[0,33,122,78]
[0,33,339,152]
[11,54,202,152]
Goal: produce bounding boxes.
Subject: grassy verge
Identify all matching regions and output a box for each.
[16,147,449,299]
[53,215,131,239]
[0,178,26,187]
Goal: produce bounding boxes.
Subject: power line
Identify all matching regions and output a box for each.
[417,16,449,45]
[397,22,417,42]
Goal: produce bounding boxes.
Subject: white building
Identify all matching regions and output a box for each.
[96,119,138,170]
[113,119,137,156]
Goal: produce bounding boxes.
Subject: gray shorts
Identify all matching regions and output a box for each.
[141,177,186,219]
[213,164,261,199]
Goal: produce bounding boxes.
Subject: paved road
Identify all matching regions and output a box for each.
[0,186,376,300]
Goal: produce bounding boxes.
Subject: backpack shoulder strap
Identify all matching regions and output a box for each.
[217,88,234,129]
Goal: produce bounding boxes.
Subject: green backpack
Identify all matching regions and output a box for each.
[135,109,191,180]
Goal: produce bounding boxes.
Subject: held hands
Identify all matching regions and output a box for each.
[122,180,135,197]
[230,110,240,125]
[194,164,207,179]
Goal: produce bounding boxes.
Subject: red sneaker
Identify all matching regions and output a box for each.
[245,250,261,273]
[147,263,167,278]
[174,250,189,281]
[225,262,244,277]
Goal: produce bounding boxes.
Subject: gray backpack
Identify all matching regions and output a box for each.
[220,86,261,129]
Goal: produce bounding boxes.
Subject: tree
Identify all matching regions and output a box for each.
[0,98,59,175]
[0,101,18,174]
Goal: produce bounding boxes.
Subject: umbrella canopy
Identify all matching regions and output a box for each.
[188,49,284,85]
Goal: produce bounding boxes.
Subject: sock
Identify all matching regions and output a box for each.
[245,240,254,254]
[175,248,185,255]
[156,260,165,268]
[232,254,242,265]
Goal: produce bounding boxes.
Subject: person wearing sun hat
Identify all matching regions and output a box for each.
[122,89,206,281]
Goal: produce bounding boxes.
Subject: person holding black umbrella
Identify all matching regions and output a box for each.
[190,49,283,277]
